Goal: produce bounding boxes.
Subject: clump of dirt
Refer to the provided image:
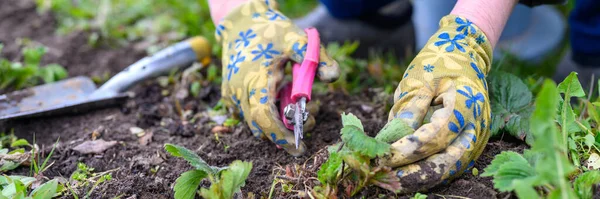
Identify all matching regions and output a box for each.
[1,1,527,199]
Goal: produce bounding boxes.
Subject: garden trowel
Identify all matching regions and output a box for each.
[0,36,211,121]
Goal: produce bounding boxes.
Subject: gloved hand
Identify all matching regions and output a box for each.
[378,15,492,193]
[215,0,340,156]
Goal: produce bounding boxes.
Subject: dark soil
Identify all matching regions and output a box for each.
[0,1,527,198]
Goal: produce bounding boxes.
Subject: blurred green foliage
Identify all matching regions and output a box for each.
[32,0,575,95]
[35,0,216,54]
[0,43,68,91]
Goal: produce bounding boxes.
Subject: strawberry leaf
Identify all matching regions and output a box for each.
[341,112,364,131]
[174,170,207,199]
[317,150,344,185]
[341,125,390,158]
[369,166,401,192]
[488,72,535,144]
[164,144,222,174]
[200,160,252,199]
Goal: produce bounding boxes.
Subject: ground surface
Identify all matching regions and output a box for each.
[1,1,526,198]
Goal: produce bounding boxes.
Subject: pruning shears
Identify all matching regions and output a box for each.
[278,28,320,149]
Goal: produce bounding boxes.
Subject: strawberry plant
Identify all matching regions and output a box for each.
[312,113,413,198]
[164,144,252,199]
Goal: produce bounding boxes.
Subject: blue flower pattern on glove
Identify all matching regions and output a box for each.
[216,24,226,37]
[259,88,268,104]
[266,9,286,21]
[455,18,476,35]
[458,86,485,118]
[434,33,467,53]
[270,133,288,145]
[470,62,487,90]
[403,65,414,78]
[476,35,486,44]
[251,43,280,61]
[424,64,435,72]
[449,160,462,176]
[292,42,307,59]
[250,121,263,137]
[448,110,465,133]
[398,91,408,100]
[227,52,246,81]
[235,29,256,48]
[458,124,477,149]
[232,94,244,119]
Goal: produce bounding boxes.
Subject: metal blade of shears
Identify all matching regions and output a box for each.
[294,97,306,149]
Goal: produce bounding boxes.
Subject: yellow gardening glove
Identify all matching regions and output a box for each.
[378,15,492,193]
[216,0,340,156]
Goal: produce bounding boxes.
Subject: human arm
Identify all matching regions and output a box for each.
[208,0,340,156]
[374,0,519,193]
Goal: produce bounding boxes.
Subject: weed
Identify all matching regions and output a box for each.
[483,72,600,198]
[0,43,67,91]
[164,143,252,199]
[30,138,59,177]
[67,162,116,199]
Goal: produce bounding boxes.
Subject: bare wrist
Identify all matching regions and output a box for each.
[450,0,518,48]
[208,0,248,25]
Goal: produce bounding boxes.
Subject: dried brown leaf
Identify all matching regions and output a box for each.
[72,139,118,154]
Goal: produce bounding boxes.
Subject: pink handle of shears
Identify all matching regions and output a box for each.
[278,28,320,130]
[278,83,294,130]
[290,28,320,102]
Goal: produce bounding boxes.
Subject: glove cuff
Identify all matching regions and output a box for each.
[436,15,494,75]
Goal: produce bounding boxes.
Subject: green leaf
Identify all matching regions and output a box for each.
[481,151,529,177]
[557,72,585,98]
[10,139,30,148]
[557,100,582,134]
[38,64,67,83]
[587,102,600,125]
[557,72,585,135]
[173,170,207,199]
[513,178,540,199]
[317,150,343,184]
[530,80,577,198]
[375,118,414,144]
[341,112,364,131]
[0,161,20,172]
[200,160,252,199]
[30,179,58,199]
[341,125,390,158]
[369,167,401,192]
[190,81,201,97]
[574,170,600,199]
[223,118,240,127]
[0,176,35,187]
[22,46,47,66]
[411,193,428,199]
[2,179,26,198]
[164,144,219,174]
[492,162,536,191]
[488,72,535,144]
[584,134,595,147]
